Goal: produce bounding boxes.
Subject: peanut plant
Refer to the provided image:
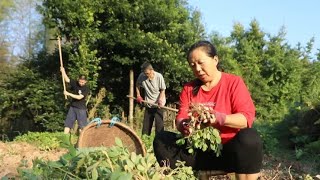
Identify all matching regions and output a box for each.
[176,103,222,156]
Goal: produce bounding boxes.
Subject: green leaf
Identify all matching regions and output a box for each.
[126,159,134,170]
[140,157,147,167]
[92,168,98,180]
[115,137,123,147]
[69,146,77,157]
[137,164,145,171]
[130,152,137,163]
[62,153,73,161]
[118,174,133,180]
[47,161,63,168]
[212,129,220,137]
[176,138,185,145]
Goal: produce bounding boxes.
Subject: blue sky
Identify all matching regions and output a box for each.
[187,0,319,57]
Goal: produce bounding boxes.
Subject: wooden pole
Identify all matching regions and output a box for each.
[58,36,67,99]
[128,70,134,128]
[127,95,178,112]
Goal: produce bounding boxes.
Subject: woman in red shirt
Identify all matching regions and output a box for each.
[153,41,262,180]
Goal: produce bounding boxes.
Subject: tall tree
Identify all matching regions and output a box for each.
[0,0,13,21]
[2,0,44,59]
[210,20,305,122]
[0,0,14,83]
[40,0,205,110]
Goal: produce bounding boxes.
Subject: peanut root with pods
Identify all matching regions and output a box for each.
[176,103,222,156]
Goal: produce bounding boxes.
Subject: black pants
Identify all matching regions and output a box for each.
[142,107,164,135]
[153,128,263,174]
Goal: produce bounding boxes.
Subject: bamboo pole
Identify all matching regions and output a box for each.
[58,36,67,99]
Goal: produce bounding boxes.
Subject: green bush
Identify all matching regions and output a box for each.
[305,140,320,155]
[254,121,279,154]
[14,131,77,150]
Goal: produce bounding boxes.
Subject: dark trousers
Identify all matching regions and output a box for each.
[153,128,263,174]
[64,106,88,129]
[142,107,164,135]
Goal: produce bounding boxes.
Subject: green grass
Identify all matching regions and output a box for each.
[13,131,78,150]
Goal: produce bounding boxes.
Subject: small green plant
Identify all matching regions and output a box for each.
[176,127,222,155]
[305,140,320,154]
[254,122,279,154]
[295,147,304,160]
[14,131,75,150]
[141,134,154,152]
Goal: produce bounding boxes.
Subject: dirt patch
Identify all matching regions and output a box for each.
[0,141,67,177]
[259,154,319,180]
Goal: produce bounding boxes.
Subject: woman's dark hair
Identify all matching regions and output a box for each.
[187,40,217,61]
[187,41,219,96]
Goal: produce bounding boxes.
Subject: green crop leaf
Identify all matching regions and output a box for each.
[130,152,137,163]
[115,137,123,147]
[92,168,98,180]
[126,159,134,170]
[137,164,145,171]
[48,161,63,168]
[177,126,222,156]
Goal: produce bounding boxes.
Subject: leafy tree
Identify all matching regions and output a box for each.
[0,0,13,21]
[260,29,303,122]
[0,0,15,82]
[211,20,305,123]
[0,65,65,137]
[39,0,205,112]
[210,31,241,74]
[1,0,44,58]
[300,48,320,106]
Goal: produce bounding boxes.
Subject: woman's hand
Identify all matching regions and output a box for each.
[188,103,226,129]
[210,111,226,126]
[177,119,192,136]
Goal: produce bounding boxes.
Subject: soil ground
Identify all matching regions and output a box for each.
[0,141,318,179]
[0,141,67,178]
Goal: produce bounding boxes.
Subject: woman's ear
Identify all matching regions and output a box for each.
[213,55,219,64]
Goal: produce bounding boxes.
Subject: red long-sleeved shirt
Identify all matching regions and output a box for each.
[176,73,255,144]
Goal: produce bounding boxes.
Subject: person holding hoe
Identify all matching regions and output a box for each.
[60,67,90,134]
[136,62,167,136]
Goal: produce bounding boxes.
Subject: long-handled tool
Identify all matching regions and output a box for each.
[127,95,178,112]
[58,36,67,99]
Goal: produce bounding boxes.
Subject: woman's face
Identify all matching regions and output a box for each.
[188,48,219,82]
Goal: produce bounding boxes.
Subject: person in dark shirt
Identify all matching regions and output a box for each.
[60,67,90,134]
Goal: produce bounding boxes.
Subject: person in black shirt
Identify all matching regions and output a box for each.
[60,67,90,134]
